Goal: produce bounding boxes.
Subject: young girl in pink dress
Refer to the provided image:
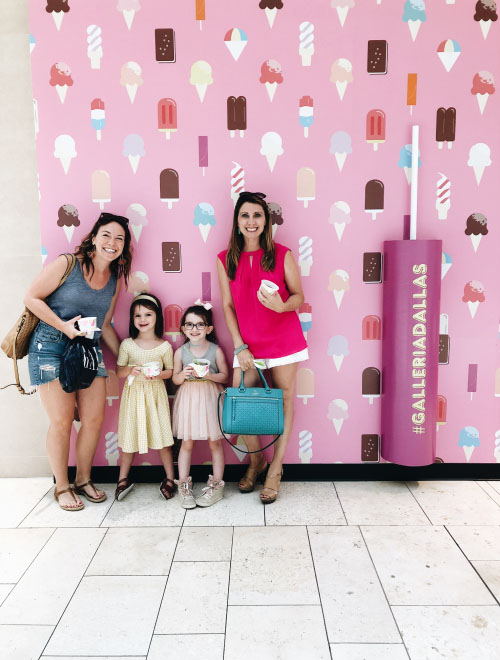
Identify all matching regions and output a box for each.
[172,304,229,509]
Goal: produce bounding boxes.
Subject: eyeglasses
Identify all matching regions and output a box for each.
[183,322,208,330]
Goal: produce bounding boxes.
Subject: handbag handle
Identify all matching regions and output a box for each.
[239,367,271,393]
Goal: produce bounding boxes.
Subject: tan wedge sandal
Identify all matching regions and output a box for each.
[260,469,283,504]
[54,486,84,511]
[238,457,268,493]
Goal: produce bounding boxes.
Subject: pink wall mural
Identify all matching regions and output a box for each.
[29,1,499,465]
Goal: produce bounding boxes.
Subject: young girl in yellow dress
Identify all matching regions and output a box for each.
[115,293,175,500]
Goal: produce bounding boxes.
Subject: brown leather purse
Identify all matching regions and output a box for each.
[1,254,76,394]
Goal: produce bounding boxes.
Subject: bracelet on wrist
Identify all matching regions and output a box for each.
[234,343,249,355]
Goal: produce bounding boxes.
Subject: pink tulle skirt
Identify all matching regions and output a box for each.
[172,380,223,441]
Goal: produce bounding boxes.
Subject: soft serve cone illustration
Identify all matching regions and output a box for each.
[190,60,213,102]
[298,430,313,463]
[260,132,283,172]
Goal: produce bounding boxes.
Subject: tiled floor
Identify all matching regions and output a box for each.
[1,478,499,659]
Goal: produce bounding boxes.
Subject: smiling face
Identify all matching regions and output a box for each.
[92,221,125,262]
[133,304,157,335]
[237,202,267,241]
[182,312,213,344]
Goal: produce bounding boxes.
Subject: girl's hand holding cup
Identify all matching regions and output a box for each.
[129,365,141,377]
[181,365,196,381]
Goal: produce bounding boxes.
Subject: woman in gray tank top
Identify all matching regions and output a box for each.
[24,213,133,511]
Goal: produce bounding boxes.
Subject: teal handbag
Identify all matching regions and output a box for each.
[217,368,284,454]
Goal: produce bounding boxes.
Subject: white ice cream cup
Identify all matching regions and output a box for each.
[142,361,161,377]
[78,316,97,332]
[260,279,279,295]
[189,359,210,378]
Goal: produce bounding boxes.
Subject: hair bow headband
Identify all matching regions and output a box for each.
[194,299,212,310]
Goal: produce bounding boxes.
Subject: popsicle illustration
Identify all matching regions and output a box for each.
[331,0,355,27]
[438,313,450,365]
[57,204,79,243]
[407,73,417,114]
[190,60,213,102]
[164,304,183,340]
[123,134,145,174]
[128,271,149,296]
[398,144,421,185]
[362,367,381,404]
[298,96,314,138]
[327,398,349,435]
[198,136,208,175]
[90,98,105,140]
[298,430,313,464]
[195,0,205,30]
[364,179,384,220]
[91,170,111,210]
[126,202,148,242]
[330,58,353,100]
[260,132,283,172]
[436,395,447,431]
[224,28,248,61]
[120,61,143,103]
[54,134,76,174]
[259,0,283,29]
[467,363,478,400]
[105,431,120,466]
[157,98,177,139]
[230,161,245,205]
[193,202,216,242]
[366,109,386,150]
[471,71,495,115]
[474,0,498,39]
[49,62,73,103]
[458,426,479,462]
[436,107,456,150]
[298,302,312,339]
[202,272,211,301]
[327,335,349,372]
[105,370,119,406]
[117,0,141,30]
[441,252,453,279]
[465,213,488,252]
[402,0,427,41]
[268,202,283,238]
[259,60,283,101]
[160,169,179,209]
[296,367,315,404]
[467,143,492,185]
[87,24,103,69]
[462,280,485,318]
[329,131,352,172]
[437,39,461,72]
[298,236,313,276]
[227,96,247,138]
[329,201,351,242]
[328,269,350,309]
[362,315,381,340]
[296,167,316,208]
[436,173,451,220]
[299,22,314,66]
[46,0,70,31]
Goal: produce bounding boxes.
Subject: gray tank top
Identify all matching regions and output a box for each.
[45,258,117,340]
[181,342,219,373]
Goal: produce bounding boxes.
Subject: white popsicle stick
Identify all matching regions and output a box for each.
[410,125,419,240]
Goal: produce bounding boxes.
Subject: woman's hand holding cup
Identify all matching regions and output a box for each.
[62,315,84,339]
[257,283,285,313]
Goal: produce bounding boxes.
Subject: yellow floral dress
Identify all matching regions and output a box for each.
[117,338,174,454]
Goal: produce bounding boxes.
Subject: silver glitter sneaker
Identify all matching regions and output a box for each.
[195,475,225,507]
[174,477,196,509]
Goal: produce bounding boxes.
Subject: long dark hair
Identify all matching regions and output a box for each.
[129,293,164,339]
[75,212,132,286]
[180,305,217,344]
[226,192,275,280]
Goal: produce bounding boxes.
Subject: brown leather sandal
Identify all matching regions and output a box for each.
[260,469,283,504]
[74,479,107,503]
[239,457,268,493]
[115,477,135,501]
[160,478,176,500]
[54,486,84,511]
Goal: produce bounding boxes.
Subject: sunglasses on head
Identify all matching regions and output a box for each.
[98,212,129,226]
[238,191,266,200]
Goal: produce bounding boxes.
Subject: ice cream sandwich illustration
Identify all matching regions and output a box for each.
[436,107,456,150]
[160,169,179,208]
[438,313,450,365]
[361,434,380,462]
[57,204,80,243]
[363,252,382,283]
[162,242,181,273]
[367,40,387,74]
[362,315,381,340]
[227,96,247,137]
[465,213,488,252]
[155,28,175,62]
[474,0,498,39]
[364,179,384,219]
[224,28,248,61]
[158,98,177,139]
[362,367,381,404]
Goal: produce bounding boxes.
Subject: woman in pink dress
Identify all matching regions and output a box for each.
[217,192,308,503]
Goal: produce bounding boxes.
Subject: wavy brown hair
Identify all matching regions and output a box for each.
[226,192,275,280]
[75,212,132,286]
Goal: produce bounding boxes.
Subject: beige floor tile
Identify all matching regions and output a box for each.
[264,482,346,525]
[148,634,224,659]
[330,644,409,660]
[45,576,166,656]
[174,526,233,561]
[335,481,430,525]
[86,527,180,575]
[446,526,500,560]
[101,484,185,527]
[309,526,401,643]
[407,481,500,525]
[225,605,330,660]
[362,526,495,605]
[229,526,319,605]
[0,528,53,581]
[478,482,500,506]
[393,605,500,660]
[183,483,264,527]
[0,585,13,606]
[155,561,229,634]
[0,624,53,660]
[43,657,145,659]
[0,478,52,527]
[472,561,500,600]
[0,527,105,624]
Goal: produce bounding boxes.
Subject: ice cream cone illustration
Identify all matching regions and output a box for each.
[120,61,143,104]
[299,22,314,66]
[329,131,352,172]
[403,1,426,41]
[327,335,349,373]
[265,82,277,102]
[329,201,351,243]
[462,280,485,319]
[407,19,421,41]
[54,135,76,174]
[224,28,248,61]
[468,143,491,186]
[123,134,145,174]
[465,213,488,253]
[468,301,479,318]
[62,226,74,243]
[190,61,213,103]
[50,62,73,105]
[128,271,150,296]
[118,1,141,29]
[472,235,482,252]
[471,71,495,115]
[260,1,283,28]
[123,9,135,29]
[327,399,349,436]
[105,431,120,466]
[260,60,283,102]
[57,204,79,244]
[333,291,344,309]
[332,1,355,27]
[441,252,452,280]
[260,132,283,172]
[398,144,421,186]
[480,20,491,39]
[130,225,142,242]
[478,94,489,114]
[336,81,347,100]
[193,203,216,243]
[87,24,103,69]
[463,446,475,461]
[333,355,344,371]
[126,203,148,244]
[437,39,461,73]
[298,430,313,463]
[330,58,353,101]
[458,426,479,462]
[328,270,350,310]
[298,237,313,276]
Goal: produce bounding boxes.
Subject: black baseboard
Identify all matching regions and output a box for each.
[68,463,500,483]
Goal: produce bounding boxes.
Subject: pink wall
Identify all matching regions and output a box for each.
[29,1,499,465]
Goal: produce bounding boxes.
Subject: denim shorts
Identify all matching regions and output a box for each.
[28,321,107,387]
